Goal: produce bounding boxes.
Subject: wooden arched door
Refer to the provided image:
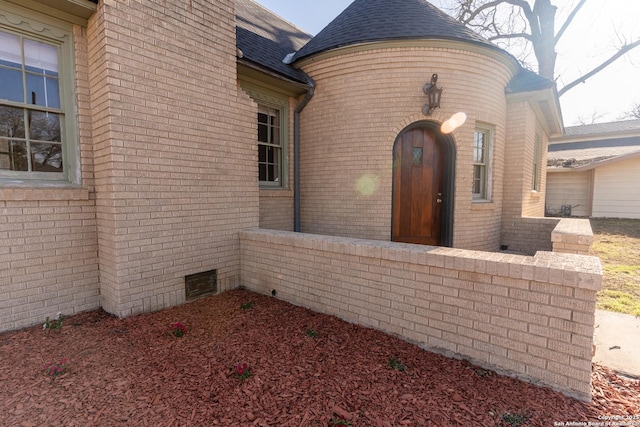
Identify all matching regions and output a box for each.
[392,127,444,245]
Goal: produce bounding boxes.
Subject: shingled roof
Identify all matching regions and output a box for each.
[506,68,555,94]
[293,0,500,62]
[563,119,640,138]
[236,0,312,84]
[548,120,640,169]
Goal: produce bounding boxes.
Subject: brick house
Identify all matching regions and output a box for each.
[0,0,562,328]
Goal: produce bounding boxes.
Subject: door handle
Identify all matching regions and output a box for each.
[437,198,442,203]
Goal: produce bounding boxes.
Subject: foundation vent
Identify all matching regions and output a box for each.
[185,269,217,300]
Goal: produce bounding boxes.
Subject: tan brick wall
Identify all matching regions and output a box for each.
[501,101,554,254]
[298,44,515,251]
[259,190,294,231]
[240,228,602,401]
[0,194,100,333]
[87,0,257,317]
[552,218,593,255]
[258,98,296,231]
[0,21,100,332]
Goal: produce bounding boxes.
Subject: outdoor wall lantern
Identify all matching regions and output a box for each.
[422,73,443,116]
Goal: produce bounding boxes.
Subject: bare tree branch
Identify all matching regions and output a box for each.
[460,0,503,24]
[618,103,640,120]
[558,39,640,96]
[460,0,533,25]
[489,33,534,42]
[454,0,638,96]
[555,0,588,45]
[576,111,607,125]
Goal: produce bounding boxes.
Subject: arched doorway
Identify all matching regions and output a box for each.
[392,122,455,247]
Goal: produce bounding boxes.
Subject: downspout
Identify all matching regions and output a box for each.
[293,78,315,232]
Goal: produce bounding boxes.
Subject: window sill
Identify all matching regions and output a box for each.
[471,200,494,210]
[530,191,542,199]
[259,187,293,198]
[0,183,90,201]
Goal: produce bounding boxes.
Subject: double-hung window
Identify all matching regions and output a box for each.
[257,104,283,186]
[1,30,63,175]
[532,132,541,191]
[241,83,288,188]
[0,9,78,184]
[472,126,492,201]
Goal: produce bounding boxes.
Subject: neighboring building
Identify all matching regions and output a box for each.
[547,120,640,219]
[1,0,563,331]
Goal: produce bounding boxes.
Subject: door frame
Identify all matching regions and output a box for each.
[391,120,456,247]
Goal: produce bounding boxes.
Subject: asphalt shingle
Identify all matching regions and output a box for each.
[292,0,500,62]
[563,119,640,137]
[548,134,640,168]
[506,68,555,94]
[236,0,312,84]
[548,119,640,167]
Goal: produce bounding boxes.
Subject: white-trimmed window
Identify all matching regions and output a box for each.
[0,11,79,184]
[240,83,289,189]
[532,132,541,191]
[256,101,289,188]
[472,126,492,201]
[258,104,282,185]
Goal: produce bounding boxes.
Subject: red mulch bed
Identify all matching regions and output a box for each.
[1,289,638,427]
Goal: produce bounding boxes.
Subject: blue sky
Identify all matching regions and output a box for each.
[254,0,640,126]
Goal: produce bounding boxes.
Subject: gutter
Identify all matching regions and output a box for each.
[293,78,315,232]
[237,59,311,91]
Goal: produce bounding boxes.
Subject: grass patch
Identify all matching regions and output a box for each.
[598,290,640,317]
[605,264,640,275]
[590,218,640,316]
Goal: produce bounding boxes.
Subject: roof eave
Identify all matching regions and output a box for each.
[5,0,97,23]
[551,129,640,144]
[293,38,519,75]
[548,150,640,172]
[237,60,312,97]
[507,85,564,137]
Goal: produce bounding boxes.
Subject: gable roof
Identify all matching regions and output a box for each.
[506,68,555,94]
[505,68,563,136]
[235,0,312,84]
[563,119,640,138]
[292,0,500,62]
[548,120,640,170]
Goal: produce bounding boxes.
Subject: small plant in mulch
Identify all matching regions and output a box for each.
[169,322,186,337]
[235,363,252,380]
[43,358,68,378]
[501,410,528,426]
[388,357,406,372]
[306,328,318,338]
[329,416,352,426]
[240,301,254,310]
[474,367,492,378]
[43,312,63,333]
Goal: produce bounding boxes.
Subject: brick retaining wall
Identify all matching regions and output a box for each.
[552,218,593,255]
[240,228,602,401]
